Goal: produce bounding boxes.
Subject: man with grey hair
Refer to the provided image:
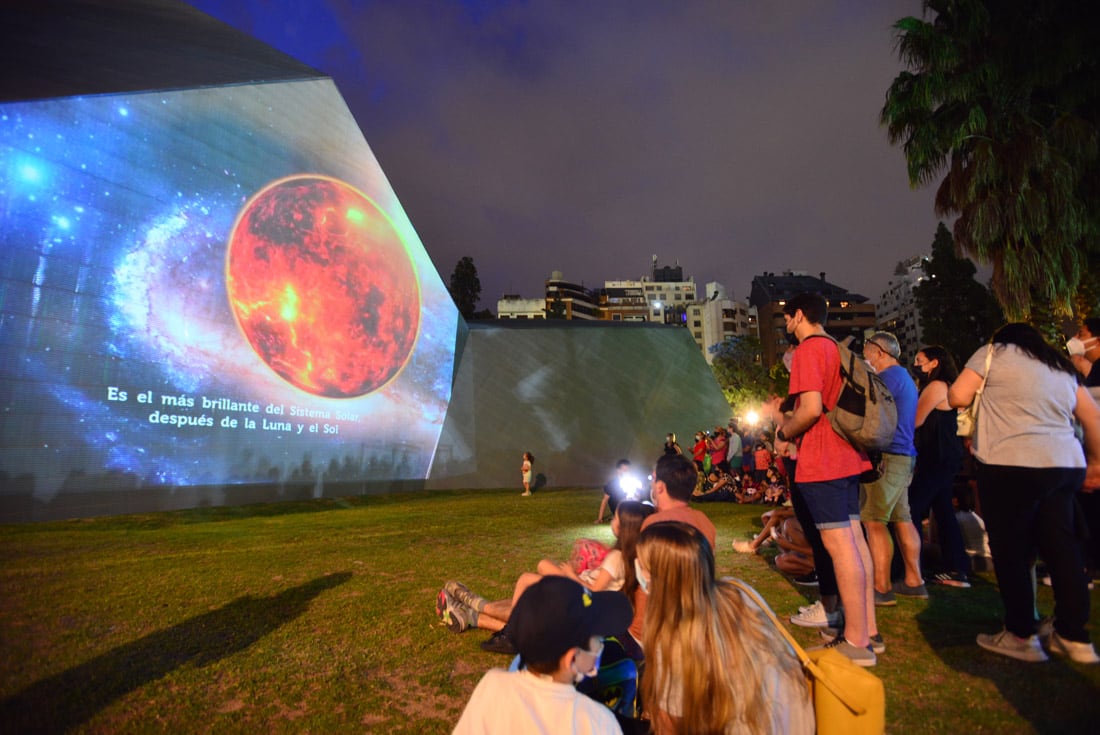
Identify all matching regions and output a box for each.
[860,332,926,611]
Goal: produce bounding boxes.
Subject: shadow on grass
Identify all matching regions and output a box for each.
[0,572,352,734]
[915,577,1100,734]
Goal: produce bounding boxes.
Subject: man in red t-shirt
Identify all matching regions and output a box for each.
[775,292,878,667]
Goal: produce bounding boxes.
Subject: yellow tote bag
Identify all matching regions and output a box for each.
[729,579,885,735]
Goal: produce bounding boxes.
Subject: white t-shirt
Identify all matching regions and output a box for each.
[965,344,1084,468]
[453,668,622,735]
[579,549,625,591]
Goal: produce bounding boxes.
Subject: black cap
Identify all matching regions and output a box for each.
[508,576,633,666]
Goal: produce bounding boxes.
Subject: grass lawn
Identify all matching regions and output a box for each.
[1,486,1099,733]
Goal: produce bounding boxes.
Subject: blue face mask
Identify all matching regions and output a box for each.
[634,559,650,594]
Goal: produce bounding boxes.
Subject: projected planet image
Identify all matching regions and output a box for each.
[226,175,421,398]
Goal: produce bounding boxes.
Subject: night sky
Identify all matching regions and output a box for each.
[187,0,943,307]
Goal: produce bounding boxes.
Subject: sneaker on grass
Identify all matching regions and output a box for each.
[792,571,819,587]
[1048,631,1100,664]
[873,589,896,607]
[932,571,971,588]
[731,539,757,554]
[809,635,876,667]
[479,630,517,655]
[789,600,841,628]
[976,629,1048,663]
[818,627,885,654]
[892,581,929,599]
[435,588,470,633]
[445,580,487,612]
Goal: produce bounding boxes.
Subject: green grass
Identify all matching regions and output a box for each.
[1,487,1099,733]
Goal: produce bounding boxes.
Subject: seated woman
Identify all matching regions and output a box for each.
[636,522,813,734]
[437,501,653,653]
[692,468,738,503]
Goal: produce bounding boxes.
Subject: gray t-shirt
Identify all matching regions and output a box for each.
[965,344,1084,468]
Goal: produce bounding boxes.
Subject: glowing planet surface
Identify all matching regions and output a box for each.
[226,176,420,398]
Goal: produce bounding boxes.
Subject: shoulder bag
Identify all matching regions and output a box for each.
[956,344,994,438]
[727,578,885,735]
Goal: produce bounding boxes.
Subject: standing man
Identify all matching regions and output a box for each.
[776,292,878,666]
[860,332,927,607]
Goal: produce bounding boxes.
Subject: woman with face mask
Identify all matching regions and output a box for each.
[949,323,1100,664]
[635,522,812,735]
[907,345,971,588]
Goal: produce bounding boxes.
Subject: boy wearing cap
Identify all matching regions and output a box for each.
[452,576,630,735]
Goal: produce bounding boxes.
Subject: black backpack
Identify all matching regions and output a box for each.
[806,335,898,454]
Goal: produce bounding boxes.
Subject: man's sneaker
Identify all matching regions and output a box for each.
[874,589,896,607]
[1048,632,1100,664]
[479,630,517,655]
[976,629,1048,662]
[445,580,487,612]
[809,635,876,667]
[732,539,757,554]
[790,600,841,628]
[818,627,885,654]
[793,571,819,587]
[892,581,930,599]
[932,571,971,588]
[435,588,469,633]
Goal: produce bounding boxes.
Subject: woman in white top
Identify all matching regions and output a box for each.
[949,323,1100,664]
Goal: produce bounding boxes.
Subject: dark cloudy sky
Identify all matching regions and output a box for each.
[188,0,944,309]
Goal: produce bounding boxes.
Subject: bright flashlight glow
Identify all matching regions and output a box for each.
[619,474,642,500]
[746,410,759,426]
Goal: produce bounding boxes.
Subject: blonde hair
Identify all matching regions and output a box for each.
[638,522,807,735]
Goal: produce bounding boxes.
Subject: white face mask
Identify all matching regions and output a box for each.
[1067,336,1097,356]
[634,559,650,594]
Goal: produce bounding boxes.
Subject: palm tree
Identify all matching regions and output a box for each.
[881,0,1100,319]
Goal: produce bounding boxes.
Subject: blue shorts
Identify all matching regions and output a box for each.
[800,476,860,530]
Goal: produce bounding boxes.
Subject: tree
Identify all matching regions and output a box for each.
[710,336,773,417]
[448,256,482,320]
[914,223,1003,366]
[881,0,1100,320]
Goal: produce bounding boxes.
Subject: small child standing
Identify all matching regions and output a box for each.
[520,452,534,496]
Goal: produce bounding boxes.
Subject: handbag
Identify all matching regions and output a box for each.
[957,344,994,438]
[728,579,885,735]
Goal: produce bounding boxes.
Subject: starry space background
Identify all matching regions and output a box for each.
[0,78,459,501]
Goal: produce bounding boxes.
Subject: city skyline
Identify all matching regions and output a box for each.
[188,0,948,307]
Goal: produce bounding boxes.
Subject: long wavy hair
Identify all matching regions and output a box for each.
[638,522,807,735]
[915,344,958,389]
[992,323,1077,378]
[613,501,653,599]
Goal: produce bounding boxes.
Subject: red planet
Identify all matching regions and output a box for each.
[226,175,420,398]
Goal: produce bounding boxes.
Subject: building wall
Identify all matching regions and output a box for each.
[876,256,927,363]
[428,322,730,489]
[497,296,546,319]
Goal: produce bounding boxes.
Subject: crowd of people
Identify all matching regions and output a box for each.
[438,298,1100,733]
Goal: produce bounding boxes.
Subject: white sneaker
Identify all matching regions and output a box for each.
[976,629,1048,663]
[789,600,840,628]
[1049,632,1100,664]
